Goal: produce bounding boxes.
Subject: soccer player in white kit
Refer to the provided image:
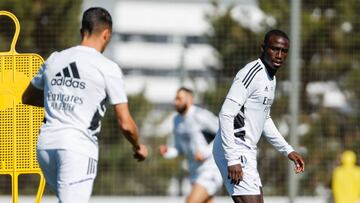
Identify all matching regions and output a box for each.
[212,30,305,203]
[159,87,223,203]
[22,7,148,203]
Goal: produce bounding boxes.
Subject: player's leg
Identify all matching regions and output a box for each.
[259,187,264,203]
[36,149,59,194]
[187,168,222,203]
[185,183,212,203]
[232,195,261,203]
[56,149,97,203]
[232,187,263,203]
[205,197,214,203]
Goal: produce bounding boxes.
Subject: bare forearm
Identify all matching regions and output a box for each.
[114,103,148,161]
[22,83,44,107]
[123,132,140,149]
[118,118,141,148]
[114,103,143,148]
[23,97,44,107]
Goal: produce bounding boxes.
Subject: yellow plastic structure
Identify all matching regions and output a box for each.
[332,150,360,203]
[0,11,45,203]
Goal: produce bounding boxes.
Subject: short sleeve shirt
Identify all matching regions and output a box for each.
[32,45,127,159]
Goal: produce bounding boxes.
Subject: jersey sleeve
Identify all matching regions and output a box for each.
[171,116,184,155]
[197,108,219,134]
[194,108,219,143]
[218,72,255,166]
[31,64,46,90]
[219,98,242,165]
[105,65,128,105]
[188,117,213,160]
[31,52,57,90]
[263,114,294,156]
[226,75,251,105]
[162,118,181,159]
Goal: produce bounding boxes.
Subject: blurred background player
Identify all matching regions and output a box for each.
[212,29,305,203]
[332,150,360,203]
[159,87,223,203]
[22,7,148,203]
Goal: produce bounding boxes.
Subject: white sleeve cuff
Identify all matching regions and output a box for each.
[284,147,295,156]
[31,80,44,90]
[163,147,178,159]
[278,145,295,157]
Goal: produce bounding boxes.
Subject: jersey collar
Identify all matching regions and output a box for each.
[182,105,195,118]
[259,58,276,80]
[76,45,99,53]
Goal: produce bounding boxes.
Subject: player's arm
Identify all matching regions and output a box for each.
[188,112,217,161]
[22,83,44,107]
[288,151,305,173]
[189,126,211,162]
[219,67,256,184]
[219,98,243,184]
[197,109,219,135]
[104,62,147,161]
[159,120,182,159]
[219,76,250,162]
[114,103,148,161]
[22,62,47,107]
[191,109,219,162]
[263,116,304,173]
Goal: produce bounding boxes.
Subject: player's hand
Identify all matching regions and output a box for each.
[158,145,168,156]
[227,164,243,185]
[194,151,204,162]
[288,151,305,174]
[133,144,148,162]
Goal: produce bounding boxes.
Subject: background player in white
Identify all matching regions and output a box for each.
[22,7,148,203]
[159,87,223,203]
[212,29,305,203]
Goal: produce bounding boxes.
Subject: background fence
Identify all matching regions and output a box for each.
[1,0,359,201]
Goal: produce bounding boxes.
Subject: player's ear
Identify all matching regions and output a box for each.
[102,29,111,43]
[261,44,265,52]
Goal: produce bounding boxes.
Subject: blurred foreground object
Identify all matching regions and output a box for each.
[332,150,360,203]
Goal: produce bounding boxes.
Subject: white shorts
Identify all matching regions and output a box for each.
[37,149,97,203]
[192,169,223,196]
[213,141,262,196]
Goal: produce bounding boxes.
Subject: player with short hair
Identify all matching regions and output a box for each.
[159,87,223,203]
[22,7,148,203]
[212,29,305,203]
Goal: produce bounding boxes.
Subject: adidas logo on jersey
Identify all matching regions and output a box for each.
[50,62,86,89]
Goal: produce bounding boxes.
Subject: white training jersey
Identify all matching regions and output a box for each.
[31,45,128,159]
[164,106,219,181]
[214,58,294,166]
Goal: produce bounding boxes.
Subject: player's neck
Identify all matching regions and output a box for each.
[80,37,104,53]
[260,57,277,79]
